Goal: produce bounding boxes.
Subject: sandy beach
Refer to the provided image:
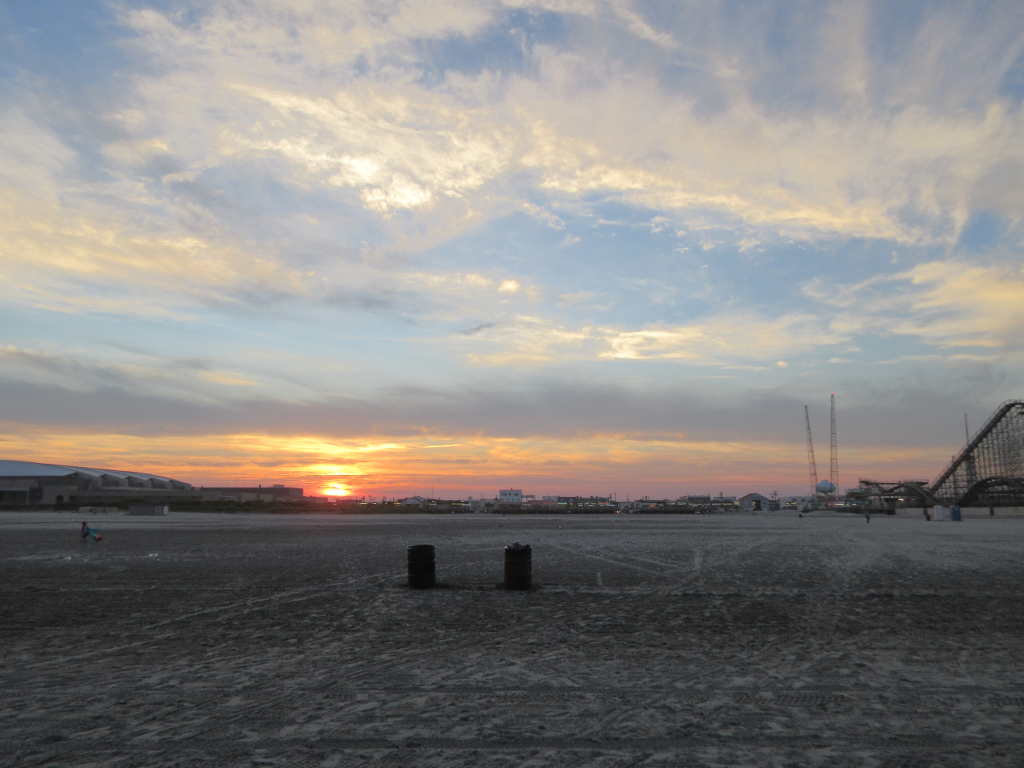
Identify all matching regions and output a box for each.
[3,512,1023,767]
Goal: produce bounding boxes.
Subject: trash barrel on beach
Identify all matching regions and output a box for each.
[407,544,436,589]
[504,543,532,590]
[951,506,962,521]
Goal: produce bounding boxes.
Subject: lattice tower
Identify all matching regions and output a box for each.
[829,393,839,502]
[805,405,819,497]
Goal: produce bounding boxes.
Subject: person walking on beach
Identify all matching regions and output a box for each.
[865,511,870,524]
[81,521,104,542]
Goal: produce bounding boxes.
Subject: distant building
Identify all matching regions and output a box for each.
[498,489,523,504]
[0,460,192,505]
[129,503,170,516]
[198,486,303,502]
[739,493,772,512]
[524,498,559,510]
[0,460,303,506]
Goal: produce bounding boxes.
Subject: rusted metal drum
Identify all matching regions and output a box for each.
[407,544,435,589]
[504,543,532,590]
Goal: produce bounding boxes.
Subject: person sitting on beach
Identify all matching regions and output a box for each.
[81,521,105,542]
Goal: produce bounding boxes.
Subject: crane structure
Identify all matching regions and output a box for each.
[805,405,819,497]
[829,393,839,502]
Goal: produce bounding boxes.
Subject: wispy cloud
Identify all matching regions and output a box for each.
[5,1,1023,318]
[599,313,840,363]
[806,259,1024,352]
[0,345,266,403]
[459,315,594,364]
[452,310,843,367]
[556,290,597,306]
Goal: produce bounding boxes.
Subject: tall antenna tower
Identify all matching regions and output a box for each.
[829,393,839,502]
[804,405,819,497]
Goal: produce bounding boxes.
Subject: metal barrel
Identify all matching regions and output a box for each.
[503,544,532,590]
[407,544,436,589]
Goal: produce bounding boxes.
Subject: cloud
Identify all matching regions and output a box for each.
[232,84,513,216]
[457,321,500,335]
[599,312,841,363]
[360,175,433,214]
[200,371,260,387]
[0,420,818,496]
[0,371,963,442]
[0,104,534,322]
[0,181,304,316]
[390,270,532,312]
[899,260,1024,349]
[556,290,596,306]
[0,372,1003,497]
[451,307,850,367]
[807,259,1024,352]
[0,109,77,196]
[122,1,498,72]
[519,201,567,229]
[5,0,1022,329]
[505,0,678,49]
[110,0,1024,250]
[458,315,594,364]
[0,345,267,403]
[602,0,679,50]
[519,70,1024,242]
[453,256,1020,367]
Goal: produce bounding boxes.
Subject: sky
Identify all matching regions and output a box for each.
[1,0,1023,500]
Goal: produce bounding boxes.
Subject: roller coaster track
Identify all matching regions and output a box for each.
[930,400,1024,506]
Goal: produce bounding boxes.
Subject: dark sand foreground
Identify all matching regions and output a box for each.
[2,512,1024,767]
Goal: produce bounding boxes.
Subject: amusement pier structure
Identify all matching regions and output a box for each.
[857,400,1024,511]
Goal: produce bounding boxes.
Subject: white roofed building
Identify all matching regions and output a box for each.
[0,460,192,506]
[738,493,772,512]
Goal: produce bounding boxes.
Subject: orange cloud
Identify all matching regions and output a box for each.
[0,428,951,499]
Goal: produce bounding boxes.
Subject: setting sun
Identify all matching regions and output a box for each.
[322,484,351,497]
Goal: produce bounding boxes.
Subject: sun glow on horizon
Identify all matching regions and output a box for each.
[0,428,959,498]
[322,483,352,497]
